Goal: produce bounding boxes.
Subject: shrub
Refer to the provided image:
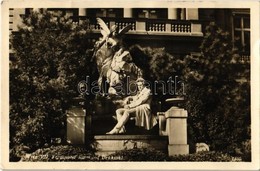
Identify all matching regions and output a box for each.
[169,151,241,162]
[9,144,29,162]
[10,9,96,154]
[107,148,168,161]
[106,148,242,162]
[240,139,251,161]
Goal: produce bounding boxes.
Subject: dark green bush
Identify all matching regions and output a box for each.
[10,9,96,155]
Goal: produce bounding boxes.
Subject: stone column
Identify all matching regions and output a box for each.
[168,8,178,19]
[124,8,133,18]
[79,8,86,16]
[66,106,86,144]
[165,106,189,156]
[186,8,199,20]
[78,8,87,24]
[181,8,186,20]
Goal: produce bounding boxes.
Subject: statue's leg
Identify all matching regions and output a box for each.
[106,108,136,134]
[116,108,127,133]
[116,108,125,120]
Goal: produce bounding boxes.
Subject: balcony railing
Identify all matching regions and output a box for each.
[146,21,166,32]
[116,21,136,31]
[171,23,191,33]
[75,17,203,36]
[241,54,250,62]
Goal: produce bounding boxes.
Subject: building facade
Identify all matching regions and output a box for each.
[9,8,250,61]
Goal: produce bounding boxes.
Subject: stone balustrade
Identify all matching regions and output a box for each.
[116,21,136,31]
[146,22,166,32]
[75,16,203,36]
[171,23,191,32]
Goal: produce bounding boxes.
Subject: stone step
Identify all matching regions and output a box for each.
[94,134,168,156]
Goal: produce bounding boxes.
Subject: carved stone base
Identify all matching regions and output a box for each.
[94,135,168,156]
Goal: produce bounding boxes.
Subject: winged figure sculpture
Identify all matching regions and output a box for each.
[95,17,132,49]
[92,17,142,97]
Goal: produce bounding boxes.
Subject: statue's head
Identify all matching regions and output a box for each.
[136,78,145,91]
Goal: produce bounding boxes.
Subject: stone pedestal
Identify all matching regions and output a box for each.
[94,135,168,156]
[165,106,189,156]
[66,107,86,144]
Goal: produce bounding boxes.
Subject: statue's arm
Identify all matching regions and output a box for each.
[123,96,133,105]
[128,88,151,108]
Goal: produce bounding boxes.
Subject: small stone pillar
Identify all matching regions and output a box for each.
[66,105,86,144]
[165,106,189,156]
[157,112,167,136]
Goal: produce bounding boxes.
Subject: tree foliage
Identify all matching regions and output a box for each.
[182,22,250,154]
[10,9,96,155]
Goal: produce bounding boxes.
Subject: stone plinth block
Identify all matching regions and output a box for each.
[165,106,189,155]
[66,107,86,144]
[168,144,189,156]
[94,135,168,156]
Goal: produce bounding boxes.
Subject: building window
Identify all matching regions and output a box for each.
[87,8,123,18]
[133,8,167,19]
[198,9,216,21]
[232,12,250,55]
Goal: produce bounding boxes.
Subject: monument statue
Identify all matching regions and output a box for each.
[92,18,143,99]
[90,18,159,135]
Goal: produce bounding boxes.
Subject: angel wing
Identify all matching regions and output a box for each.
[118,25,132,36]
[97,18,110,37]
